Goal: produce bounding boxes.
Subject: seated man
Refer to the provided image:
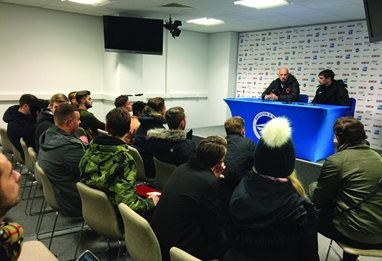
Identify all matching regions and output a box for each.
[0,153,23,261]
[220,116,256,201]
[79,108,158,221]
[76,90,105,140]
[261,67,300,102]
[35,93,68,153]
[38,104,85,217]
[309,116,382,261]
[133,97,166,178]
[151,136,228,261]
[146,106,196,166]
[114,95,140,144]
[312,69,350,105]
[3,94,48,159]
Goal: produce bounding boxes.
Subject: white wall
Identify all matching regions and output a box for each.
[0,3,238,130]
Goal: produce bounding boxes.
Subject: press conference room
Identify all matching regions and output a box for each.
[1,0,382,260]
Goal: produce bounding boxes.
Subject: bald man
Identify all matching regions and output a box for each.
[261,68,300,102]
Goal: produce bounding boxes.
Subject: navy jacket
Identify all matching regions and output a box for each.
[312,79,350,106]
[261,74,300,102]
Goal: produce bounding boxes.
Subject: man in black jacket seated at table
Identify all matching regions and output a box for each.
[261,67,300,102]
[150,136,228,261]
[146,106,195,166]
[312,69,350,106]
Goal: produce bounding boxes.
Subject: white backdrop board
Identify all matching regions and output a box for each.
[236,21,382,150]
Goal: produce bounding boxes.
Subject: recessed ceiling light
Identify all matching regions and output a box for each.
[187,18,225,26]
[234,0,289,9]
[62,0,111,6]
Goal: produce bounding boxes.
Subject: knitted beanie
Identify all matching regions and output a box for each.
[254,117,295,178]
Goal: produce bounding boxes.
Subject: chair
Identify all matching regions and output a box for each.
[18,240,59,261]
[74,182,124,259]
[27,147,43,215]
[20,138,36,204]
[97,128,109,137]
[325,239,382,261]
[170,247,202,261]
[34,161,60,249]
[153,157,177,190]
[118,203,162,261]
[128,145,148,182]
[298,94,309,103]
[0,127,14,160]
[344,97,356,117]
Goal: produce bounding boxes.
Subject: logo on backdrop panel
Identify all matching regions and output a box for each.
[253,112,276,139]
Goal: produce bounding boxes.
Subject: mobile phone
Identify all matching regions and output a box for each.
[76,250,100,261]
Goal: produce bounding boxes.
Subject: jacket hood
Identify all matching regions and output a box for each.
[147,128,186,141]
[37,108,53,124]
[3,105,30,124]
[39,125,85,151]
[334,79,347,88]
[139,106,166,124]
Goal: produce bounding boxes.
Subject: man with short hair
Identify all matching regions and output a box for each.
[3,94,48,159]
[80,107,158,221]
[35,93,69,152]
[114,95,138,144]
[312,69,350,105]
[76,90,105,140]
[309,116,382,261]
[151,136,228,261]
[221,116,256,201]
[38,104,86,217]
[68,91,78,106]
[0,153,23,261]
[147,106,196,166]
[262,67,300,102]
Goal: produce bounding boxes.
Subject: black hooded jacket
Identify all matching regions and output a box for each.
[261,74,300,102]
[2,105,37,159]
[312,79,350,106]
[35,108,54,152]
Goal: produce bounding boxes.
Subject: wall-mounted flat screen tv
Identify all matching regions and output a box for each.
[363,0,382,43]
[103,16,163,55]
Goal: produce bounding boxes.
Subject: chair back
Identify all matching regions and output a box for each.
[20,138,34,173]
[76,182,123,240]
[127,145,147,181]
[170,247,202,261]
[12,144,24,164]
[0,127,13,155]
[97,129,109,137]
[153,157,176,189]
[118,203,162,261]
[298,94,309,103]
[28,147,37,169]
[35,162,59,210]
[344,97,356,117]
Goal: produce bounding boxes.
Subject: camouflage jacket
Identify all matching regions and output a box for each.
[79,136,154,213]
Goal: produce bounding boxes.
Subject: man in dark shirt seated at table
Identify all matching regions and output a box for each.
[261,67,300,102]
[312,69,350,106]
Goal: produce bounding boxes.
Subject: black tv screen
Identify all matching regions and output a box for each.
[103,16,163,55]
[363,0,382,43]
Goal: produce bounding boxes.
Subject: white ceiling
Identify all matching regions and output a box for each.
[0,0,367,33]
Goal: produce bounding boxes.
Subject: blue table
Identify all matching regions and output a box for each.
[224,98,352,162]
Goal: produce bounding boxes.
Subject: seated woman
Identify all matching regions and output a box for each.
[224,117,319,261]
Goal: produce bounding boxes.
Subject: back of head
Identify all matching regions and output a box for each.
[318,69,335,80]
[254,117,295,178]
[146,97,165,112]
[224,116,244,135]
[165,107,185,130]
[334,116,366,146]
[114,95,129,108]
[197,136,227,168]
[132,101,146,116]
[50,93,68,104]
[19,94,48,115]
[106,107,131,137]
[54,103,78,126]
[75,90,90,104]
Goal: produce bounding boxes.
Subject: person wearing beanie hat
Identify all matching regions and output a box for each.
[224,117,318,261]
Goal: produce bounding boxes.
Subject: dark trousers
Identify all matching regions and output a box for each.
[319,218,382,261]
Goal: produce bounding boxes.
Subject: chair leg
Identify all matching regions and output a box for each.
[325,239,333,261]
[48,211,59,249]
[24,178,35,215]
[35,200,47,238]
[74,221,86,259]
